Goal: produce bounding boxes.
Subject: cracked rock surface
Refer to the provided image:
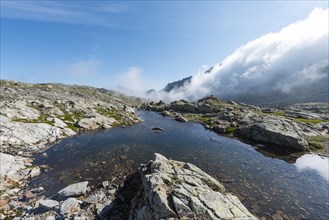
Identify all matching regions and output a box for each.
[102,153,257,220]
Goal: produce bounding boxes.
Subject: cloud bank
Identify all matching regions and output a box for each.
[151,8,328,103]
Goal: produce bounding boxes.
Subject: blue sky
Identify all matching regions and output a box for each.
[1,1,328,91]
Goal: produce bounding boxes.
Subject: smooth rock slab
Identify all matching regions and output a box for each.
[0,152,26,182]
[58,181,89,198]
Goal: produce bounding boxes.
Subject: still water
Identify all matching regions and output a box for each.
[31,111,329,219]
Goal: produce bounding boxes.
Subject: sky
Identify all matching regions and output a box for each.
[1,1,328,93]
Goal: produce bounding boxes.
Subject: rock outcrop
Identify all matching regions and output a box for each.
[242,116,309,150]
[102,154,257,220]
[142,96,328,152]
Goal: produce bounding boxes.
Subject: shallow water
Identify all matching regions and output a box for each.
[31,111,329,219]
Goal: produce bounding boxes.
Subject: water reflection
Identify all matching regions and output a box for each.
[295,153,329,181]
[31,111,329,219]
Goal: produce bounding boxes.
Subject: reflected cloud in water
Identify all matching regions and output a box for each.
[295,153,329,181]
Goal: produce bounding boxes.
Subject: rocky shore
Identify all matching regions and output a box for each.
[4,154,257,220]
[0,80,141,219]
[142,96,329,154]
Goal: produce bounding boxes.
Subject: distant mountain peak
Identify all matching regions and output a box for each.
[162,76,192,92]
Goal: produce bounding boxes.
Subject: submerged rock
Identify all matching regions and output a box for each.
[152,127,164,132]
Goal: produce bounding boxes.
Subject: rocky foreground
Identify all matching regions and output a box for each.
[5,154,257,220]
[142,96,329,153]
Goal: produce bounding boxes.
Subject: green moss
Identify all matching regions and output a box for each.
[226,127,237,134]
[95,108,123,121]
[196,116,216,126]
[60,111,85,122]
[66,124,79,132]
[294,118,328,125]
[15,209,23,217]
[307,135,328,151]
[26,103,43,111]
[12,114,54,125]
[268,111,286,117]
[62,114,74,122]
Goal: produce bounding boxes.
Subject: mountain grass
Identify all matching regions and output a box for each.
[294,118,327,125]
[307,135,328,151]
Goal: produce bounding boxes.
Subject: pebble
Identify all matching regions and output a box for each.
[24,191,35,199]
[102,181,109,188]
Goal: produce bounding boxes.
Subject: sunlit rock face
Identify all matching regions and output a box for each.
[119,154,257,220]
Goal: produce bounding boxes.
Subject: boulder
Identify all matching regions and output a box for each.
[39,199,59,210]
[212,125,227,134]
[76,115,117,130]
[175,114,188,122]
[29,166,41,178]
[58,181,89,198]
[161,110,172,117]
[245,116,308,150]
[170,101,196,113]
[119,154,257,220]
[54,118,67,129]
[197,104,213,114]
[60,198,81,216]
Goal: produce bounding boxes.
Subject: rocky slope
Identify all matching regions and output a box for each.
[17,154,257,220]
[0,80,141,156]
[0,80,141,219]
[142,96,329,154]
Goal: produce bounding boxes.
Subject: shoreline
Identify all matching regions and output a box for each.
[1,80,328,219]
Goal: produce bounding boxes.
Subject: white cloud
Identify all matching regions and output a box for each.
[115,66,146,96]
[152,8,329,102]
[115,66,163,97]
[67,58,102,77]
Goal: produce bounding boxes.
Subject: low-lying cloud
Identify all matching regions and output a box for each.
[115,66,160,97]
[151,8,328,103]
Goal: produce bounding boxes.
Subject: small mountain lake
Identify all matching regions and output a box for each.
[31,111,329,219]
